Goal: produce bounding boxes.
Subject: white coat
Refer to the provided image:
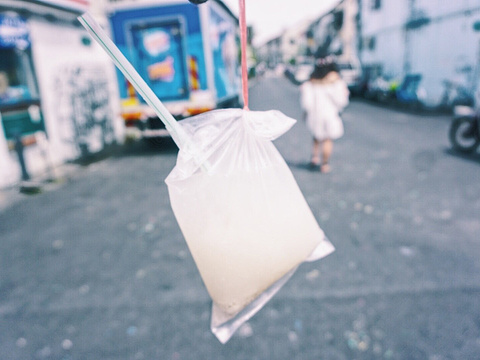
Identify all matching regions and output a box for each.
[300,73,349,141]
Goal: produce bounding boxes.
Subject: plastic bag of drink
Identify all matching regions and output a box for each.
[165,108,334,343]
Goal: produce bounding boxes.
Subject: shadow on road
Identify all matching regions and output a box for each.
[113,138,178,158]
[286,160,316,172]
[444,147,480,165]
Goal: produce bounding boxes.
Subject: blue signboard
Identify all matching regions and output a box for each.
[0,14,30,50]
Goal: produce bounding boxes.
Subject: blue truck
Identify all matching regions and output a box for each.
[107,0,241,139]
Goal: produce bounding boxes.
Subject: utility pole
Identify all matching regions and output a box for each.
[404,0,415,74]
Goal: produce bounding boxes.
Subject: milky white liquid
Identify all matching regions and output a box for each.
[168,163,325,315]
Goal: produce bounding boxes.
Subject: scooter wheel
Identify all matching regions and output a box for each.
[449,116,480,153]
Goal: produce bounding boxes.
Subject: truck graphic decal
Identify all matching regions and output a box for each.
[143,29,170,56]
[148,56,175,82]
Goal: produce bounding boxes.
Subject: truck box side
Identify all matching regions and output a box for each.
[107,1,241,141]
[202,0,241,107]
[108,3,210,116]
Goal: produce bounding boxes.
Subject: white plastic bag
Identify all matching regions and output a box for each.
[165,109,334,343]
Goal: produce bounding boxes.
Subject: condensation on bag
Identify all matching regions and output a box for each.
[165,109,334,343]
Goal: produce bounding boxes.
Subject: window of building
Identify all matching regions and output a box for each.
[0,48,39,107]
[362,36,376,51]
[371,0,381,10]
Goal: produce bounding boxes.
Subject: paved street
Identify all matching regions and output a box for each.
[1,75,480,360]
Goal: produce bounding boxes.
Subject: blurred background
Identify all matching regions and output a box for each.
[1,1,480,359]
[1,0,480,184]
[1,0,480,182]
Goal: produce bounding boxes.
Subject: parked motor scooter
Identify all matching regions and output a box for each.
[449,92,480,153]
[440,79,474,112]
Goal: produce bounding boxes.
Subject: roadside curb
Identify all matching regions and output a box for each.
[0,142,129,212]
[0,162,83,212]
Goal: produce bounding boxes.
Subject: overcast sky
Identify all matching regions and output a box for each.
[222,0,341,45]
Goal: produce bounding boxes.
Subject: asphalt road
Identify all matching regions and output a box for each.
[1,75,480,360]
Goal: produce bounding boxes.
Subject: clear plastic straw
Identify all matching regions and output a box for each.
[78,12,188,150]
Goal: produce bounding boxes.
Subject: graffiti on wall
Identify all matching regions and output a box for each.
[53,64,115,157]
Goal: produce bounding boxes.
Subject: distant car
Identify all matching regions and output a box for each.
[337,60,362,93]
[294,64,314,84]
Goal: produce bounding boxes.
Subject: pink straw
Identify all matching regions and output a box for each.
[239,0,249,110]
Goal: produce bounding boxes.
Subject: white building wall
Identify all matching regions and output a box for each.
[416,0,480,18]
[0,11,123,189]
[30,18,123,164]
[360,0,408,79]
[359,0,480,107]
[361,0,408,36]
[408,10,480,106]
[363,29,405,79]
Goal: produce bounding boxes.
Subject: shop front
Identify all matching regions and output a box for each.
[0,1,123,188]
[0,13,44,171]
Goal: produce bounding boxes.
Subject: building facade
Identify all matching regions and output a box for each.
[0,0,123,188]
[256,36,283,69]
[308,0,359,64]
[359,0,480,107]
[281,20,311,64]
[256,0,360,76]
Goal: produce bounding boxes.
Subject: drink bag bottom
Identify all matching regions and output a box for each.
[165,109,334,343]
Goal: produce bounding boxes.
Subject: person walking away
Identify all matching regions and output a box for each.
[300,58,349,173]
